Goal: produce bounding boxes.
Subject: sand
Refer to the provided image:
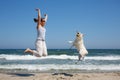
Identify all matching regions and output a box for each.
[0,72,120,80]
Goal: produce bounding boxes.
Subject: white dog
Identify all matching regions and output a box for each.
[69,32,88,60]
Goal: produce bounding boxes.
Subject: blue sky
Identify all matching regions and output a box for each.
[0,0,120,49]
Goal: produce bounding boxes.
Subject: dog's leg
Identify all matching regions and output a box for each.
[81,57,84,60]
[78,54,82,61]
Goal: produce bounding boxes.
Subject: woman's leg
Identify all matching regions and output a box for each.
[33,40,43,57]
[24,40,43,57]
[42,41,48,56]
[24,48,34,54]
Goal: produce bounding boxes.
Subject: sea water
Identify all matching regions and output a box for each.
[0,49,120,71]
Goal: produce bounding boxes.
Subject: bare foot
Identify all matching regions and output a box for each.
[24,48,32,53]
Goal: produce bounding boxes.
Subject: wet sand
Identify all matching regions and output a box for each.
[0,71,120,80]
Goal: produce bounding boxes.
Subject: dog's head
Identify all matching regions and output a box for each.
[76,32,81,37]
[76,32,83,40]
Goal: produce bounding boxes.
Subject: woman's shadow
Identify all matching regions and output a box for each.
[7,73,35,77]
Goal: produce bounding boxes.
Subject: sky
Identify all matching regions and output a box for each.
[0,0,120,49]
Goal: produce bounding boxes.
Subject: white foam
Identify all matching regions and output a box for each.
[0,54,120,60]
[0,54,39,60]
[0,64,120,71]
[86,56,120,60]
[0,54,77,60]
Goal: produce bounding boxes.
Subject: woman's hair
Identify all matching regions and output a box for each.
[34,18,38,23]
[34,18,45,23]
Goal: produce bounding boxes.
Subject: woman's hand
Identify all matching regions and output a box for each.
[44,14,47,16]
[35,8,40,11]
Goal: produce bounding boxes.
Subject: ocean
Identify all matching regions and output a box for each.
[0,49,120,72]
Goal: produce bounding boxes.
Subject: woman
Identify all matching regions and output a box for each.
[24,8,48,57]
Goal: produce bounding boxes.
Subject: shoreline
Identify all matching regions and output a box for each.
[0,69,120,73]
[0,70,120,80]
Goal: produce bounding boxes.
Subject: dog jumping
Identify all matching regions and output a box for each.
[70,32,88,60]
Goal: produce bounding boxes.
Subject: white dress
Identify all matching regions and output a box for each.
[33,27,47,57]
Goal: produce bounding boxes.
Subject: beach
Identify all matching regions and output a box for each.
[0,71,120,80]
[0,49,120,80]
